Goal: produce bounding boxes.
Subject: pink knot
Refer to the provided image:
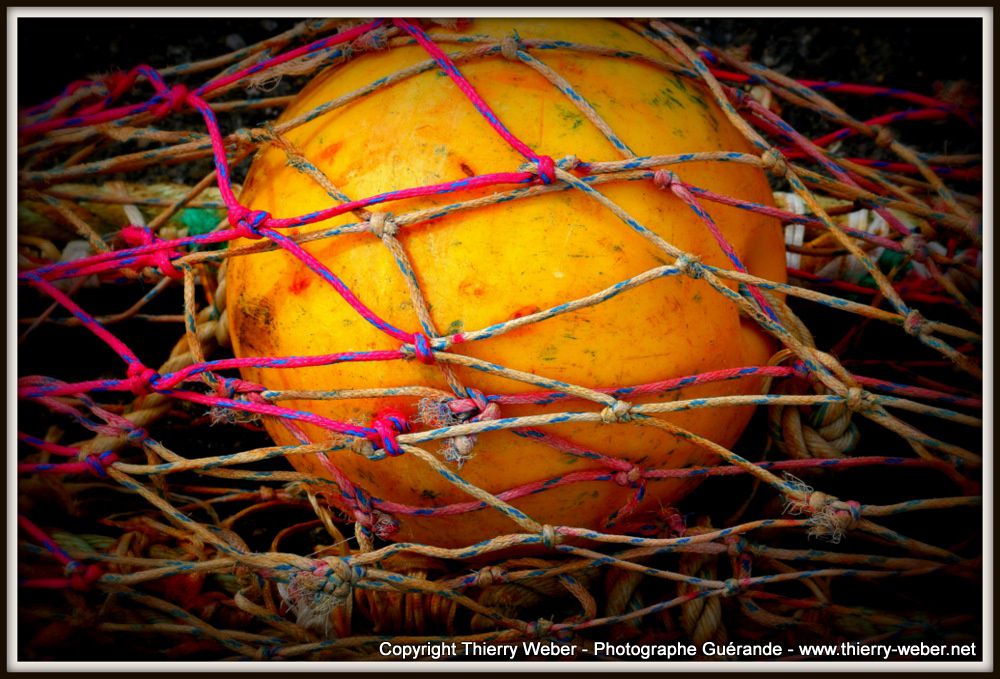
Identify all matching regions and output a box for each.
[727,86,750,109]
[125,364,159,396]
[153,84,189,118]
[410,332,436,364]
[659,506,686,537]
[83,451,119,478]
[838,499,862,530]
[66,562,104,591]
[653,169,678,190]
[613,465,643,487]
[366,409,410,456]
[228,207,271,240]
[119,224,184,280]
[535,155,556,185]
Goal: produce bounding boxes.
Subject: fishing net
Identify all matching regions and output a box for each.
[16,17,984,662]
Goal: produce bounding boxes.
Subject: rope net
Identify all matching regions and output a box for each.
[16,17,983,661]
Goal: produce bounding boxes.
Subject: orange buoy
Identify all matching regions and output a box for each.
[227,18,786,547]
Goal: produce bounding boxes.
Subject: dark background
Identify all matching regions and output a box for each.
[17,16,984,106]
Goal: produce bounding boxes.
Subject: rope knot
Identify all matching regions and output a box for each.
[722,578,744,597]
[728,86,750,109]
[408,332,436,364]
[367,212,399,238]
[439,388,501,466]
[351,487,400,540]
[674,253,704,279]
[903,309,929,337]
[809,496,861,544]
[760,148,789,178]
[612,464,643,487]
[153,84,189,118]
[352,28,388,52]
[66,561,104,591]
[540,524,560,550]
[901,232,929,263]
[125,364,159,396]
[119,224,184,280]
[831,500,862,533]
[600,400,634,424]
[83,451,118,478]
[367,409,411,457]
[557,154,580,172]
[843,386,871,413]
[103,70,130,97]
[313,558,364,603]
[725,535,750,557]
[233,126,272,150]
[228,207,270,240]
[653,169,679,190]
[216,376,244,400]
[500,33,523,61]
[126,427,149,444]
[474,565,508,587]
[526,618,555,638]
[872,125,895,148]
[535,155,556,185]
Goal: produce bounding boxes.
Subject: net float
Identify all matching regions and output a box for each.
[227,18,787,547]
